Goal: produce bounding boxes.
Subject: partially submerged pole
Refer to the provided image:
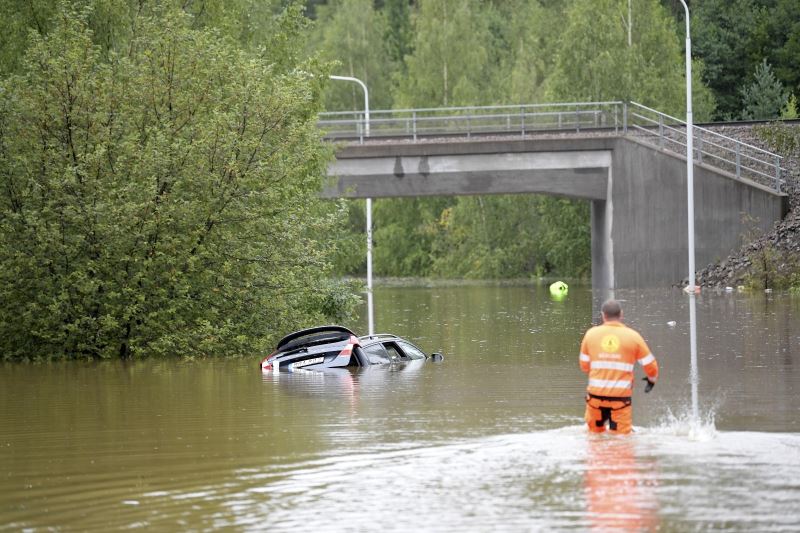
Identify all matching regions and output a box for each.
[329,75,373,335]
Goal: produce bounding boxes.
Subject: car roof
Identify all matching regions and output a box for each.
[359,333,401,343]
[359,334,425,351]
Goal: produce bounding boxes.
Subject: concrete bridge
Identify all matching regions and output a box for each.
[321,102,788,288]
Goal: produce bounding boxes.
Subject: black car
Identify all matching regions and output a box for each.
[260,325,442,372]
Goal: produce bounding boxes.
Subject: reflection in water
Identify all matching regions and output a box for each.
[260,361,430,434]
[689,292,701,426]
[261,360,427,396]
[584,436,659,531]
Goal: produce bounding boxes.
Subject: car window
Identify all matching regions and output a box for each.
[397,341,426,360]
[383,343,406,361]
[364,343,392,364]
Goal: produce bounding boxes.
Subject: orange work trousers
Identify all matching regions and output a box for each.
[585,395,633,434]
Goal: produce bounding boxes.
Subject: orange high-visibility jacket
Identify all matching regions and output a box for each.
[579,321,658,398]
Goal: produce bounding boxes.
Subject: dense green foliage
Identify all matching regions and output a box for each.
[688,0,799,120]
[0,2,359,360]
[545,0,715,118]
[307,0,395,110]
[429,196,591,279]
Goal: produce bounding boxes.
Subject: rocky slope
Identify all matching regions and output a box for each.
[693,124,800,289]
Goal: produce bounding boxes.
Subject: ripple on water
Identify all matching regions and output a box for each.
[218,424,800,532]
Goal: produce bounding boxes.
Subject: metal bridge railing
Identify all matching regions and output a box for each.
[625,102,785,192]
[318,102,624,141]
[318,101,786,192]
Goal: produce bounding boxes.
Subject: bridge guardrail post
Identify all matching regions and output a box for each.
[697,129,703,164]
[775,156,782,191]
[658,115,664,148]
[623,102,628,135]
[521,106,525,137]
[412,111,417,142]
[735,144,741,179]
[575,110,580,132]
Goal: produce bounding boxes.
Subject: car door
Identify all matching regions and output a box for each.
[363,342,392,364]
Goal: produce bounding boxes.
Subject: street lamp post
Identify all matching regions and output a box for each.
[677,0,695,292]
[329,75,374,335]
[330,75,370,138]
[676,1,700,425]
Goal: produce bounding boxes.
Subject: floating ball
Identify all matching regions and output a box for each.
[549,281,568,297]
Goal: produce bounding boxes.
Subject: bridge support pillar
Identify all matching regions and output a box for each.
[591,199,614,290]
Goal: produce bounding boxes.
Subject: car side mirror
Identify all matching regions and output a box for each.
[430,352,444,362]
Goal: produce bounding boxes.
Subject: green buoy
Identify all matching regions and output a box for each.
[549,281,568,298]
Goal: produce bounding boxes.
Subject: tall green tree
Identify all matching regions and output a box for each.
[394,0,494,107]
[431,196,538,278]
[688,0,799,120]
[534,197,591,277]
[763,0,800,103]
[372,197,451,276]
[0,0,310,74]
[0,0,59,75]
[740,59,789,120]
[546,0,715,120]
[490,0,558,103]
[308,0,395,111]
[0,4,355,360]
[383,0,413,71]
[690,0,766,120]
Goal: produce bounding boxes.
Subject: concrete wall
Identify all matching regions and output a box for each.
[325,136,788,288]
[610,138,788,287]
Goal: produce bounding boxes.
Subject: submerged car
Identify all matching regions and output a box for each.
[260,325,442,372]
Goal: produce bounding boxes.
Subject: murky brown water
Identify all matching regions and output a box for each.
[2,284,799,531]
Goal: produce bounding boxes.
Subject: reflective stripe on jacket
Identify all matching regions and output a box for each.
[579,321,658,398]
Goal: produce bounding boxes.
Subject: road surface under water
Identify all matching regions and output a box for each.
[1,284,799,531]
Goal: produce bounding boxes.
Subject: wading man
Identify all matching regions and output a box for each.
[579,300,659,434]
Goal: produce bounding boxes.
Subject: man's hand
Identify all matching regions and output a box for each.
[642,377,655,393]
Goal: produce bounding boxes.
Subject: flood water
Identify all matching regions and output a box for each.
[2,283,800,531]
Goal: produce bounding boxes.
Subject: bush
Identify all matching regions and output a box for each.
[743,248,800,291]
[0,6,353,360]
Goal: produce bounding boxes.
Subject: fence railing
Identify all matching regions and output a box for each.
[318,101,786,192]
[625,102,784,191]
[318,102,624,142]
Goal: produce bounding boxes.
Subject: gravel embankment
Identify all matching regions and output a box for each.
[693,124,800,288]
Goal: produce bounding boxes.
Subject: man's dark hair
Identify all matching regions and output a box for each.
[601,299,622,319]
